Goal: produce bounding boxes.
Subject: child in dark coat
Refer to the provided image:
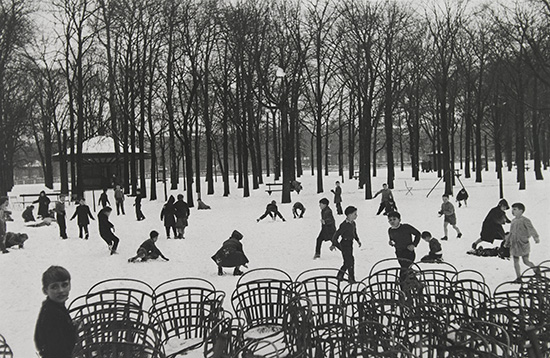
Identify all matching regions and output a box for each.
[128,230,169,263]
[387,211,421,281]
[98,189,110,208]
[70,199,94,239]
[420,231,443,263]
[34,266,76,358]
[134,189,145,221]
[212,230,249,276]
[22,205,36,222]
[33,191,51,219]
[257,200,286,222]
[314,198,336,259]
[98,206,119,255]
[330,206,362,283]
[331,181,343,215]
[292,202,306,219]
[456,188,469,207]
[160,195,177,239]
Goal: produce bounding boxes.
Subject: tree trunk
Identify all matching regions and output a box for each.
[532,77,543,180]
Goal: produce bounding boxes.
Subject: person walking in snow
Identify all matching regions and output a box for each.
[330,206,362,283]
[70,199,94,240]
[160,195,177,239]
[134,189,145,221]
[54,194,68,240]
[438,194,462,241]
[331,181,343,215]
[314,198,336,259]
[98,189,110,209]
[174,194,190,239]
[374,183,394,216]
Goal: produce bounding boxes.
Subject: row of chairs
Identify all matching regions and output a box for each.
[63,258,550,357]
[0,335,12,358]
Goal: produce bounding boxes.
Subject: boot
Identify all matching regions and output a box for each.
[218,266,224,276]
[233,267,243,276]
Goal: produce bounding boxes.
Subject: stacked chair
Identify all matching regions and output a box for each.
[0,335,13,358]
[67,260,550,357]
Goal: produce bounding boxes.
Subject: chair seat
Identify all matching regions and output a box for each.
[164,336,204,356]
[244,324,283,340]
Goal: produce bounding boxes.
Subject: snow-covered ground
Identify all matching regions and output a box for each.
[1,164,549,356]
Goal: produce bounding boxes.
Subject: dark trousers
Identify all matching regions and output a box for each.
[293,207,305,218]
[101,232,120,251]
[421,253,442,262]
[335,203,343,215]
[116,200,125,215]
[396,249,416,280]
[376,202,387,215]
[165,225,177,238]
[78,225,89,238]
[315,226,336,256]
[259,210,283,221]
[135,205,145,220]
[57,213,67,239]
[338,240,355,282]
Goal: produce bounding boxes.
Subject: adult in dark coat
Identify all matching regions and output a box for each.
[160,195,177,239]
[472,199,511,250]
[174,194,190,239]
[70,199,94,239]
[212,230,249,276]
[33,191,51,218]
[98,206,119,255]
[314,198,336,259]
[22,205,36,222]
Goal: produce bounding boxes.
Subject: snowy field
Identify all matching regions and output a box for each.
[1,164,549,356]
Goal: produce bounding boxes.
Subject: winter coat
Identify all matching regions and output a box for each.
[114,188,125,202]
[331,187,342,204]
[34,298,76,358]
[480,206,509,243]
[22,207,36,222]
[137,238,165,258]
[374,188,393,203]
[212,237,249,268]
[97,208,114,236]
[33,196,51,218]
[160,202,176,227]
[506,215,539,257]
[70,205,94,226]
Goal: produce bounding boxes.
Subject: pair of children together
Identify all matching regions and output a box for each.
[328,201,539,283]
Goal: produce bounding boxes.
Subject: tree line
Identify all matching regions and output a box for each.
[1,0,549,205]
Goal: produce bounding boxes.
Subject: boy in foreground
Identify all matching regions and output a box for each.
[34,266,76,358]
[330,206,362,283]
[504,202,540,283]
[387,211,421,278]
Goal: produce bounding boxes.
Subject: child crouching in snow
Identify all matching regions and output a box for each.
[212,230,249,276]
[128,230,169,263]
[420,231,443,263]
[504,202,540,283]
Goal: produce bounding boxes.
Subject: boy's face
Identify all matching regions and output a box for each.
[80,199,85,205]
[347,211,358,221]
[152,236,158,242]
[422,236,431,242]
[511,207,523,217]
[442,196,449,203]
[43,280,71,304]
[388,216,401,228]
[319,203,327,210]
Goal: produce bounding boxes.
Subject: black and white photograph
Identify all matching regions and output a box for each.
[0,0,549,356]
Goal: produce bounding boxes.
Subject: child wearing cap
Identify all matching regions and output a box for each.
[330,206,362,283]
[128,230,169,263]
[504,203,540,283]
[212,230,249,276]
[34,266,76,358]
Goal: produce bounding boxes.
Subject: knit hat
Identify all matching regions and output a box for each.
[231,230,243,240]
[319,198,329,205]
[498,199,509,210]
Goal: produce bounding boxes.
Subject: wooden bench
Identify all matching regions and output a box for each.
[265,183,283,195]
[19,192,66,206]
